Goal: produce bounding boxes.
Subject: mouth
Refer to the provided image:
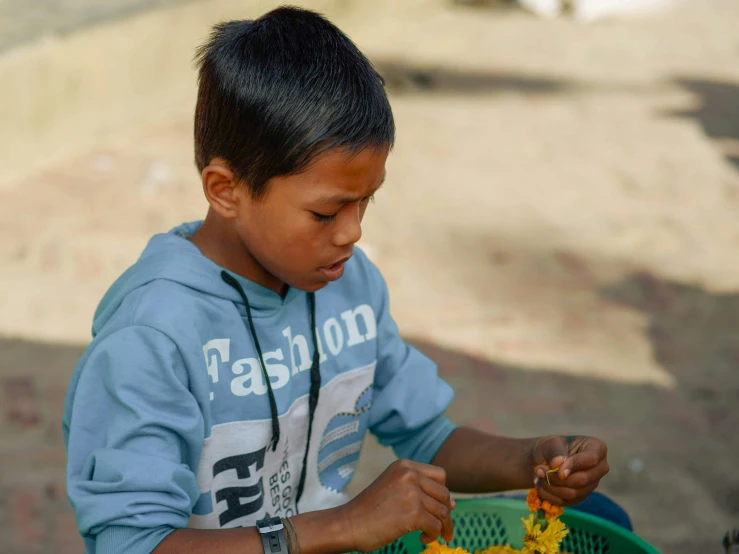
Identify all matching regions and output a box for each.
[318,256,351,281]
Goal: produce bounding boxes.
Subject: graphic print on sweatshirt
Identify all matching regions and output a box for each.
[188,362,376,529]
[317,384,372,492]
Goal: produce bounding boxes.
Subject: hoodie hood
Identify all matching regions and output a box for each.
[92,221,302,335]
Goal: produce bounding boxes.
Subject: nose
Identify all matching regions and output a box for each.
[333,204,363,247]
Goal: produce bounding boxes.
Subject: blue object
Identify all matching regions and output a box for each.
[63,221,456,553]
[569,492,633,532]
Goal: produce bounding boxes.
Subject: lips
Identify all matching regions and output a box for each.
[321,256,351,270]
[318,255,351,281]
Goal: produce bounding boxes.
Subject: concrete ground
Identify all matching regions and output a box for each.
[1,0,739,552]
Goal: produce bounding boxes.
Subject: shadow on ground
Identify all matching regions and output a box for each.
[600,273,739,514]
[407,295,736,554]
[0,337,85,553]
[3,268,738,554]
[375,61,578,96]
[668,77,739,170]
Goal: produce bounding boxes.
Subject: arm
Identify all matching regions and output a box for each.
[154,508,351,554]
[65,327,454,554]
[432,428,610,505]
[354,252,609,508]
[65,326,204,554]
[155,460,455,554]
[362,253,457,464]
[431,427,536,493]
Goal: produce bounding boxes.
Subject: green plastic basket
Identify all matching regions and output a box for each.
[358,498,660,554]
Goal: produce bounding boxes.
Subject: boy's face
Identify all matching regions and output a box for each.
[226,146,388,293]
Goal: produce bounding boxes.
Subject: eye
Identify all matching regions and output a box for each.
[311,211,337,222]
[363,194,376,204]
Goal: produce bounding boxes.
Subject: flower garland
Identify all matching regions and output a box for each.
[424,489,569,554]
[525,489,563,521]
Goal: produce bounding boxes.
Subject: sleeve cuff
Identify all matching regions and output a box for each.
[96,525,175,554]
[392,417,458,464]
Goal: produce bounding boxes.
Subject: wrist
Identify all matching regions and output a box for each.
[290,506,355,554]
[328,504,357,553]
[519,437,540,488]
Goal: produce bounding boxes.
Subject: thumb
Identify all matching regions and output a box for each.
[558,450,600,480]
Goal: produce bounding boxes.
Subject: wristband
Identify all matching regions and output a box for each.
[257,517,289,554]
[284,517,300,554]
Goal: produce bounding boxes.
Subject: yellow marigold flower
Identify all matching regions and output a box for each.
[521,515,569,554]
[424,541,470,554]
[537,518,569,553]
[522,514,543,552]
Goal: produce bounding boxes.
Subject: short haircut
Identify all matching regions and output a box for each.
[194,6,395,198]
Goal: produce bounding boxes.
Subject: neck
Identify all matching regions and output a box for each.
[189,211,287,296]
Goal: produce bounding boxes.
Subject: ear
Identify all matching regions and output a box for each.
[201,158,241,218]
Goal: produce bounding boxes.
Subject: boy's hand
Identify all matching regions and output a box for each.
[532,435,609,506]
[339,459,455,552]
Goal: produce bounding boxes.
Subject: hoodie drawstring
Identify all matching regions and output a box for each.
[297,289,321,510]
[220,271,321,512]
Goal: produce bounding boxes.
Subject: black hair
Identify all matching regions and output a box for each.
[194,6,395,198]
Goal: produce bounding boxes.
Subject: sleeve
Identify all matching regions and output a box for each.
[364,260,457,464]
[64,325,204,554]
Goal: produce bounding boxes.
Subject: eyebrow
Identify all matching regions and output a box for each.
[314,173,386,205]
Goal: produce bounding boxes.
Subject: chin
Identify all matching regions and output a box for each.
[300,280,330,293]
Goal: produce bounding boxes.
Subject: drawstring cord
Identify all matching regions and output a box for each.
[220,270,321,511]
[221,271,281,452]
[296,292,321,510]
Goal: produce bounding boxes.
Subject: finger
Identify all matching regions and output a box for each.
[548,483,598,506]
[538,482,582,503]
[558,437,608,480]
[422,494,454,542]
[394,459,447,487]
[549,455,568,471]
[569,483,599,505]
[537,480,599,506]
[534,463,564,485]
[542,460,610,489]
[418,510,444,544]
[536,485,565,506]
[415,463,448,486]
[534,464,549,481]
[420,476,454,509]
[558,450,601,479]
[567,485,598,506]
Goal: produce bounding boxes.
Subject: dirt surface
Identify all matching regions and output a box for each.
[1,1,739,552]
[0,0,194,52]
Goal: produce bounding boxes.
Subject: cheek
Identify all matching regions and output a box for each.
[239,202,327,267]
[269,216,325,260]
[237,205,289,256]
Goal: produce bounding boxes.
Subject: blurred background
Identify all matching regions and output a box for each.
[1,0,738,552]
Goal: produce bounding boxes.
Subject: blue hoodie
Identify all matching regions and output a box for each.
[63,221,455,554]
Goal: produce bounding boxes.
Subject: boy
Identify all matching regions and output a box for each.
[63,7,611,554]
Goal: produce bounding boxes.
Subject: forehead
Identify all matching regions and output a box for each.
[281,146,388,198]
